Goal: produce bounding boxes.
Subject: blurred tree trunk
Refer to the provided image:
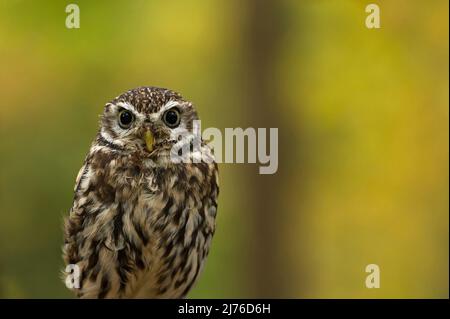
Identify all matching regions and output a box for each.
[240,0,303,298]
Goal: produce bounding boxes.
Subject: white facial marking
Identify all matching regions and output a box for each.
[100,127,122,145]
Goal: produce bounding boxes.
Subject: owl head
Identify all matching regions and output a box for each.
[98,87,199,159]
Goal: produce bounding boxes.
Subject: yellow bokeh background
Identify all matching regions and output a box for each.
[0,0,448,298]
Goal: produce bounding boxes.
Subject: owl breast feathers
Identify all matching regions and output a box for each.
[63,87,219,298]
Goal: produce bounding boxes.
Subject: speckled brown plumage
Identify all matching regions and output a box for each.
[62,87,218,298]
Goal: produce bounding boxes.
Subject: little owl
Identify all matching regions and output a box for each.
[62,87,219,298]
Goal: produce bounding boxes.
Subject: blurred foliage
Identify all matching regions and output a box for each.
[0,0,448,298]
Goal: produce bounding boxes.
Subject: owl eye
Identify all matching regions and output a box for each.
[162,108,181,128]
[118,109,134,129]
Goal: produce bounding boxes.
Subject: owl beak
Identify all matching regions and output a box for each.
[144,130,154,152]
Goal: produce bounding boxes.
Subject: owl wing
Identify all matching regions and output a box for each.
[63,156,129,298]
[73,162,88,192]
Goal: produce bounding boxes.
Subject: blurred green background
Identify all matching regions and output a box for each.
[0,0,448,298]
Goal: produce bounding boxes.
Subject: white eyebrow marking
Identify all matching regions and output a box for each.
[116,102,136,111]
[149,100,181,121]
[158,101,180,114]
[161,100,180,112]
